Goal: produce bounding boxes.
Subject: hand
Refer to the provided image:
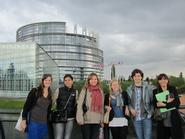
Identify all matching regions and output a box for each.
[157,101,166,107]
[77,121,84,125]
[100,122,104,127]
[125,107,130,116]
[20,120,27,132]
[167,96,174,103]
[105,106,112,112]
[130,108,136,117]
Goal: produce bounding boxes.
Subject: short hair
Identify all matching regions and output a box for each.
[63,74,73,81]
[131,69,144,79]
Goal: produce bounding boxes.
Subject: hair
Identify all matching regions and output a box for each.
[131,68,144,79]
[84,72,102,89]
[157,73,169,87]
[109,79,122,96]
[64,74,73,81]
[38,74,52,99]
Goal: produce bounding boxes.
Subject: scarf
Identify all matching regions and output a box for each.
[111,92,124,107]
[88,85,103,113]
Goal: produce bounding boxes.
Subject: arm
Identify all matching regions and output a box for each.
[76,89,86,125]
[52,88,59,106]
[20,88,37,131]
[122,91,130,116]
[166,86,180,109]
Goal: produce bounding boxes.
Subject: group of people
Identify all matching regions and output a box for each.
[19,69,184,139]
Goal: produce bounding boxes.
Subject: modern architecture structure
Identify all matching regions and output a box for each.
[0,42,59,97]
[16,22,103,80]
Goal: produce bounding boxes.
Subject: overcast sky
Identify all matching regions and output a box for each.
[0,0,185,80]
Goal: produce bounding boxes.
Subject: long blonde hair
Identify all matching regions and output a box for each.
[109,79,122,96]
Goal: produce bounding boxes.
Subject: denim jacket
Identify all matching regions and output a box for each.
[127,82,154,119]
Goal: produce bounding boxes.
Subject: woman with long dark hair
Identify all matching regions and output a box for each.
[153,73,184,139]
[20,74,53,139]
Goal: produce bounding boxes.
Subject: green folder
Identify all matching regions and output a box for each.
[155,90,175,113]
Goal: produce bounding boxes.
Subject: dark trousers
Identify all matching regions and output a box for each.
[0,121,5,139]
[157,122,184,139]
[81,124,100,139]
[110,126,128,139]
[104,124,110,139]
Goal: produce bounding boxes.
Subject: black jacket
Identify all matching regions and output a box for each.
[56,86,77,118]
[153,85,183,139]
[22,87,52,121]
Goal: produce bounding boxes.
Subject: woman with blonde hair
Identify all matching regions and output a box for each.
[104,79,129,139]
[76,72,104,139]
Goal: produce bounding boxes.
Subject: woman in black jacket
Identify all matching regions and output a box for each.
[153,73,184,139]
[20,74,53,139]
[104,79,129,139]
[52,74,78,139]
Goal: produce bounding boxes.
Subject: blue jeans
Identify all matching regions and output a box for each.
[53,120,74,139]
[27,121,48,139]
[133,118,152,139]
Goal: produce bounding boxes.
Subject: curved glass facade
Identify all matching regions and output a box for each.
[0,42,59,97]
[16,22,103,80]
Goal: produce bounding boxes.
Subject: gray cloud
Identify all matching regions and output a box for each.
[0,0,185,79]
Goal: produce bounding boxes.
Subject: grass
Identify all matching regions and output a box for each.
[0,98,25,109]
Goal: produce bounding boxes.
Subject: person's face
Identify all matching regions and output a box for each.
[111,81,119,92]
[158,77,168,88]
[133,73,142,84]
[43,76,52,88]
[64,77,73,88]
[89,75,98,86]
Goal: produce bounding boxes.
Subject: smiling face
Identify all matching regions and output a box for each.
[89,75,98,86]
[158,77,168,88]
[111,81,119,92]
[133,73,142,85]
[64,77,73,88]
[43,76,52,88]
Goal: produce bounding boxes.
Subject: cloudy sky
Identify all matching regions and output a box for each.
[0,0,185,79]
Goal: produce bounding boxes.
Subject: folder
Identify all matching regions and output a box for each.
[155,90,175,113]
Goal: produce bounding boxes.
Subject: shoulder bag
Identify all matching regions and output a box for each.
[49,93,72,123]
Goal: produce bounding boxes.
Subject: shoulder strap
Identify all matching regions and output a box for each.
[63,93,73,110]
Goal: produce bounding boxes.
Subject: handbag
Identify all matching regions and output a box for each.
[153,108,167,121]
[82,89,88,114]
[49,109,67,123]
[15,110,24,132]
[178,110,185,125]
[49,93,73,123]
[104,97,111,124]
[15,110,29,132]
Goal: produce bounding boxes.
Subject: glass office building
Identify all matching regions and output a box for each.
[0,42,59,97]
[16,22,104,80]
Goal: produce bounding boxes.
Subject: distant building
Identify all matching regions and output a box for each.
[111,64,116,79]
[16,22,104,80]
[0,42,59,97]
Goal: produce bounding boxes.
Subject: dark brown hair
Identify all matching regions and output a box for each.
[64,74,73,81]
[131,68,144,79]
[38,74,52,99]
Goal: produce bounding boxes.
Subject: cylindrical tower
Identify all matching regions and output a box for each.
[16,22,104,80]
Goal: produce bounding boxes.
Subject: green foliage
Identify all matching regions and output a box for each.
[0,98,24,109]
[169,76,185,87]
[73,80,85,93]
[120,80,132,90]
[101,80,109,94]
